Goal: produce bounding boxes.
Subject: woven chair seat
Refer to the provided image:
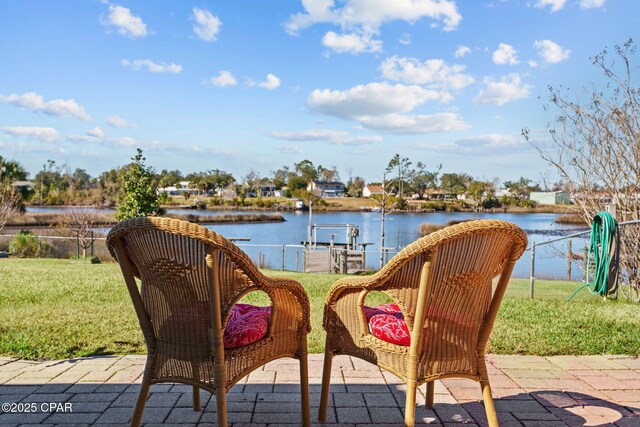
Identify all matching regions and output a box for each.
[166,302,271,349]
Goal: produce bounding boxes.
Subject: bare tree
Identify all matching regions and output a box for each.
[524,39,640,224]
[525,39,640,301]
[56,207,101,258]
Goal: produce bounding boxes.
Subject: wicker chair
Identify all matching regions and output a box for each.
[106,217,311,427]
[318,220,527,427]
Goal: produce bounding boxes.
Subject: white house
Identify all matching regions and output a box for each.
[307,181,346,198]
[157,181,199,196]
[530,191,571,205]
[362,184,384,198]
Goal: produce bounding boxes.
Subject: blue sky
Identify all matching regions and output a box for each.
[0,0,636,184]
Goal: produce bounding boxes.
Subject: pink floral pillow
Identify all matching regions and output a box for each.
[224,303,271,348]
[363,303,410,346]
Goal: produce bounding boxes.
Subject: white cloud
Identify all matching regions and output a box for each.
[249,73,281,90]
[535,0,566,12]
[121,59,182,74]
[192,8,222,42]
[534,39,571,64]
[104,5,148,38]
[357,113,469,134]
[492,43,519,65]
[210,70,237,87]
[87,127,104,138]
[0,91,91,121]
[285,0,462,53]
[269,129,382,145]
[286,0,462,33]
[528,60,539,68]
[322,31,382,54]
[308,82,448,119]
[3,126,60,142]
[579,0,605,8]
[473,74,531,106]
[454,45,471,58]
[380,56,474,90]
[307,82,464,134]
[107,115,133,128]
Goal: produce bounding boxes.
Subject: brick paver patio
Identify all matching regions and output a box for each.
[0,354,638,426]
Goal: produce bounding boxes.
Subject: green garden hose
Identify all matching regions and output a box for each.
[567,211,618,301]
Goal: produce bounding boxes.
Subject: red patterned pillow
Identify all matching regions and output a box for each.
[363,303,410,346]
[224,303,271,348]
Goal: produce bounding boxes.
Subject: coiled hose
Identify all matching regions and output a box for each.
[567,211,618,301]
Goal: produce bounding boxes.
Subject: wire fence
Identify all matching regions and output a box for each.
[2,220,639,302]
[526,220,640,302]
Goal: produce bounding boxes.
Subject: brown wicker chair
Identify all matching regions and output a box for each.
[318,220,527,427]
[106,217,311,427]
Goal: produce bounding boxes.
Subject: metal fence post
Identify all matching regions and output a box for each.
[281,245,285,271]
[529,242,536,299]
[567,240,572,281]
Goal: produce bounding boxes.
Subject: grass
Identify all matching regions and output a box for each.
[0,258,638,360]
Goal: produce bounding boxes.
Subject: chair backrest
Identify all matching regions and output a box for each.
[376,220,527,376]
[106,217,265,358]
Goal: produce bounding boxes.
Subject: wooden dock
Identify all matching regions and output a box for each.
[303,249,366,274]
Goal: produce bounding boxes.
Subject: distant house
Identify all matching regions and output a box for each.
[259,183,277,197]
[494,188,511,198]
[157,181,199,196]
[529,191,571,205]
[11,180,35,191]
[307,181,346,198]
[362,185,384,198]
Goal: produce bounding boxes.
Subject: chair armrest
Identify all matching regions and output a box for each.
[262,276,311,334]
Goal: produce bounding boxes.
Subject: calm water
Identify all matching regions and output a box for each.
[28,207,588,278]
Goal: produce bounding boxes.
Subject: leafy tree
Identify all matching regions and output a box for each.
[115,149,164,221]
[0,156,26,231]
[70,168,91,190]
[346,176,365,197]
[317,165,340,182]
[409,162,441,199]
[440,172,472,196]
[157,169,183,188]
[467,180,491,203]
[294,159,318,183]
[503,177,540,199]
[386,154,412,199]
[270,166,290,189]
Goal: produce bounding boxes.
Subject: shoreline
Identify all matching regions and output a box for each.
[4,212,286,231]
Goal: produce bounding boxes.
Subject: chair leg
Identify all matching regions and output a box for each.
[480,380,499,427]
[318,343,334,422]
[130,380,151,427]
[299,339,311,427]
[215,385,227,427]
[425,381,434,410]
[404,379,418,427]
[192,386,201,411]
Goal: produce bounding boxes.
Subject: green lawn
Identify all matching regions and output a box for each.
[0,258,638,360]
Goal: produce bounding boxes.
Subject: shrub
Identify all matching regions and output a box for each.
[421,201,446,211]
[8,230,52,258]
